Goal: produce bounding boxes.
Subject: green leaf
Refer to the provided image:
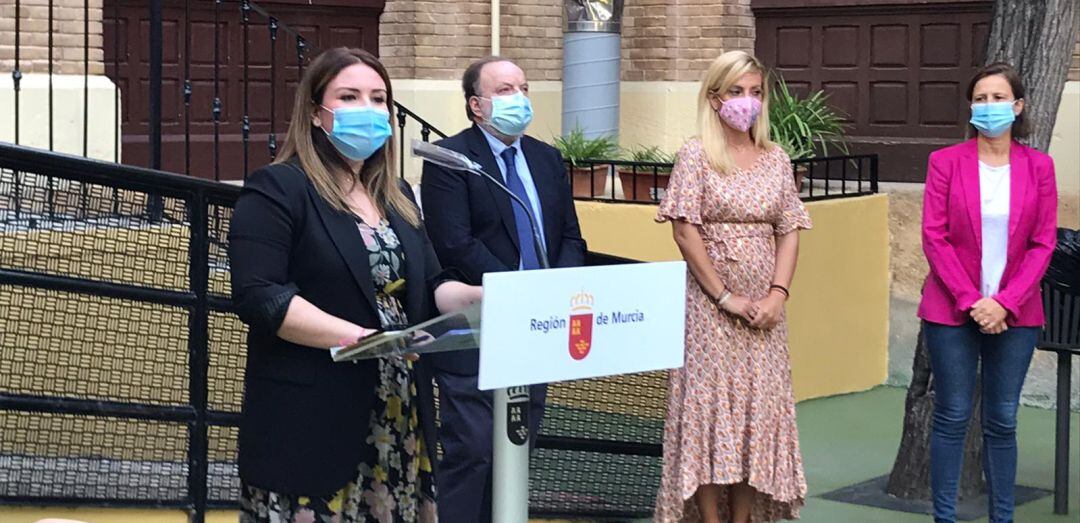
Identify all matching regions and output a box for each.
[552,126,621,167]
[768,75,850,159]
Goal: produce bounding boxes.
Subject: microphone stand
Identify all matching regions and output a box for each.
[464,165,544,523]
[413,138,545,522]
[465,166,550,270]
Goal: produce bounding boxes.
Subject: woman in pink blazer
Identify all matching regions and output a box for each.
[919,62,1057,523]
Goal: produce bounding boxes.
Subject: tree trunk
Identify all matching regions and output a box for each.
[985,0,1080,152]
[886,325,986,500]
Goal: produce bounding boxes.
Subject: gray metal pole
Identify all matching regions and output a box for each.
[149,0,163,170]
[561,0,623,140]
[562,32,621,139]
[1052,352,1071,514]
[492,385,532,522]
[491,3,625,519]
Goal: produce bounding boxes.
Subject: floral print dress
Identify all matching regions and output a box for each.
[653,139,811,522]
[240,218,436,523]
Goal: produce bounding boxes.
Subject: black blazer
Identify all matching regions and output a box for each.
[228,161,444,496]
[420,125,587,374]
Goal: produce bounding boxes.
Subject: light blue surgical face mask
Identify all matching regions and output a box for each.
[321,105,392,161]
[481,92,534,137]
[970,101,1018,138]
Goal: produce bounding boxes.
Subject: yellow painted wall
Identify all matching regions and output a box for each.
[575,194,891,401]
[0,508,236,523]
[618,81,699,153]
[1048,81,1080,228]
[1048,82,1080,196]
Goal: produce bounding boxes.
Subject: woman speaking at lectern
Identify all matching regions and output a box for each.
[228,47,479,522]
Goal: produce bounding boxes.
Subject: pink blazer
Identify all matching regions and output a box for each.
[918,139,1058,327]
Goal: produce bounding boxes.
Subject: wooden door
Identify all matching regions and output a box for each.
[754,0,993,182]
[103,0,384,180]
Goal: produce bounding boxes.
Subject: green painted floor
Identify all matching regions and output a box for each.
[792,386,1079,522]
[616,386,1079,523]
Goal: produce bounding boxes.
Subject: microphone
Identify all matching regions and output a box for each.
[412,139,550,270]
[412,139,484,172]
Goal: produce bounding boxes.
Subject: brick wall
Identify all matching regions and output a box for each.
[0,0,104,75]
[380,0,491,80]
[381,0,562,81]
[381,0,756,83]
[499,0,562,81]
[622,0,755,82]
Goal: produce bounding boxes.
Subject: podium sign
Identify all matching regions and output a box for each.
[478,261,687,391]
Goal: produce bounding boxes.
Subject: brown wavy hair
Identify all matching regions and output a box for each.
[275,47,419,227]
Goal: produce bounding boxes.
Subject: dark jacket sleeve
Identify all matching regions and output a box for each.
[421,156,511,284]
[229,164,303,334]
[551,149,588,268]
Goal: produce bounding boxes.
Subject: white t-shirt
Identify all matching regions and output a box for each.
[979,161,1010,297]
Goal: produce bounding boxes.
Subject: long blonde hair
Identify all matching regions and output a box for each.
[698,50,774,174]
[275,47,420,227]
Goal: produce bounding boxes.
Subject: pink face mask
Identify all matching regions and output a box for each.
[717,96,762,133]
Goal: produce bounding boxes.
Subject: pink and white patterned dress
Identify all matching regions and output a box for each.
[654,138,811,522]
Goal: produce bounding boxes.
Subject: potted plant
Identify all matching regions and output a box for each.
[769,77,849,191]
[553,127,621,198]
[617,145,676,203]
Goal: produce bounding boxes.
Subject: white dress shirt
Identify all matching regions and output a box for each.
[979,161,1010,297]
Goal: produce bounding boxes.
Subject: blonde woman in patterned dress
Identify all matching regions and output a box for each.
[654,50,811,523]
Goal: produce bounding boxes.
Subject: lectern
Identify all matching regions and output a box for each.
[333,261,688,522]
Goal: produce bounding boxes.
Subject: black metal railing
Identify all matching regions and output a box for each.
[794,154,879,202]
[566,160,675,203]
[568,153,880,204]
[4,0,447,226]
[6,0,443,182]
[0,142,669,520]
[0,142,242,522]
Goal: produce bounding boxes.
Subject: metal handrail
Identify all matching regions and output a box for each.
[567,153,880,203]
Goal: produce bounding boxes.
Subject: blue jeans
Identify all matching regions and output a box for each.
[925,320,1037,523]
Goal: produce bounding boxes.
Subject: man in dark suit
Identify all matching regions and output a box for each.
[420,56,587,523]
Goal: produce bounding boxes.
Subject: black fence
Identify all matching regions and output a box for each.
[0,143,242,520]
[568,153,879,204]
[6,0,442,182]
[0,142,668,521]
[793,154,879,202]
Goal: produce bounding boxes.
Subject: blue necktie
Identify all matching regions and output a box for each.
[500,147,540,270]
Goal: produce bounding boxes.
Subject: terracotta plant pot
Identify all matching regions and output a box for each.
[618,169,671,203]
[794,165,807,193]
[571,166,609,198]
